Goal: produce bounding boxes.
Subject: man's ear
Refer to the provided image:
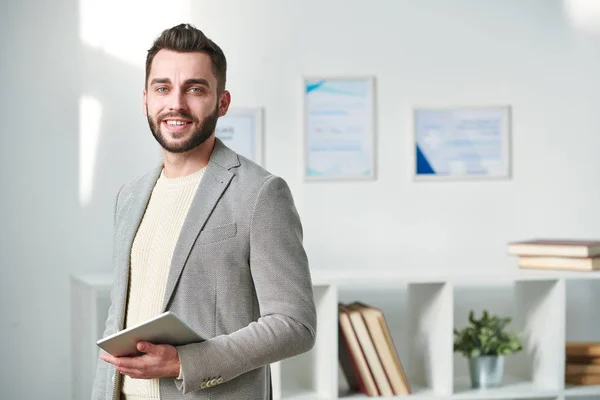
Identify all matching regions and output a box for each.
[218,90,231,117]
[142,88,147,116]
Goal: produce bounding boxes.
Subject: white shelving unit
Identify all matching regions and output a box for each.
[70,273,113,400]
[273,269,600,400]
[71,269,600,400]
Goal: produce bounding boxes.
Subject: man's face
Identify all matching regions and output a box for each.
[143,50,228,153]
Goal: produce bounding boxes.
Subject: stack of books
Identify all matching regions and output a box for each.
[338,302,411,397]
[566,342,600,385]
[507,239,600,271]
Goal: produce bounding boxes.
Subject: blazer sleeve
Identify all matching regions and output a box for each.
[175,175,317,394]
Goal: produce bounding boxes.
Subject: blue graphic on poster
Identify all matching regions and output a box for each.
[415,107,510,179]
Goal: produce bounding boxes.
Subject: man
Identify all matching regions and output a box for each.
[92,23,317,400]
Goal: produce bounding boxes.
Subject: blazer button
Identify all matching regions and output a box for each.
[210,378,218,386]
[216,377,224,384]
[200,381,207,389]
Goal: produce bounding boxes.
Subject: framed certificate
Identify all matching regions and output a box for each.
[216,107,264,165]
[303,76,376,181]
[413,105,511,180]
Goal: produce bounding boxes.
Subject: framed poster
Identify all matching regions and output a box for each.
[216,107,264,165]
[413,105,511,180]
[303,76,376,181]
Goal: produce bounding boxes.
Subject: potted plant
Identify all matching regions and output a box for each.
[453,310,523,388]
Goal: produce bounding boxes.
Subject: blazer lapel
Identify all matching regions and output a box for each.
[162,139,238,310]
[113,164,162,327]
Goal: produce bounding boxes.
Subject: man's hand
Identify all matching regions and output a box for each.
[100,342,181,379]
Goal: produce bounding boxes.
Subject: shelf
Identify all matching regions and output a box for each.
[402,385,440,399]
[564,384,600,397]
[339,379,561,400]
[72,270,600,400]
[311,268,600,287]
[288,274,600,399]
[452,376,558,399]
[452,279,565,395]
[281,390,329,400]
[339,384,438,399]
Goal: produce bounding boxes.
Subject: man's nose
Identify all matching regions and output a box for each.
[169,88,187,111]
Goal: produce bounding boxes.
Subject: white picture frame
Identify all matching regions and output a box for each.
[303,76,376,181]
[216,107,264,166]
[412,105,512,181]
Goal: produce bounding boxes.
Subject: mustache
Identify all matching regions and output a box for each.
[158,111,196,122]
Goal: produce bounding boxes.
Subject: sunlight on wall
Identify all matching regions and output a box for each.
[78,0,192,206]
[563,0,600,34]
[79,0,192,68]
[79,96,102,206]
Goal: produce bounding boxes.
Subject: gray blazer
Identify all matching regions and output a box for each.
[92,138,317,400]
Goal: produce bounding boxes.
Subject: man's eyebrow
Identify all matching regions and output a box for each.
[150,78,171,85]
[149,78,210,87]
[184,78,210,87]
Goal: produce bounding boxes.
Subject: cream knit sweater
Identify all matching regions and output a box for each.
[121,166,206,400]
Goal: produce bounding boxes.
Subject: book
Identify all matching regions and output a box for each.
[566,354,600,364]
[566,373,600,385]
[351,302,411,395]
[346,303,394,397]
[566,363,600,374]
[338,304,379,396]
[566,342,600,357]
[518,256,600,271]
[507,239,600,258]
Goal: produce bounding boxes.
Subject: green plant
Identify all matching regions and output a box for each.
[453,310,523,359]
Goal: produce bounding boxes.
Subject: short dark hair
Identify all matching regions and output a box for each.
[145,23,227,93]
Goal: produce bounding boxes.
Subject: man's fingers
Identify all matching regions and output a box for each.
[107,356,142,370]
[100,353,117,365]
[118,367,143,379]
[119,367,139,375]
[101,345,171,380]
[99,353,135,367]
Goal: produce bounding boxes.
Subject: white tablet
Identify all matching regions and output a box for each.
[97,311,205,357]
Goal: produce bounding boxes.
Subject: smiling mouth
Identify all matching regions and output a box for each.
[163,119,192,126]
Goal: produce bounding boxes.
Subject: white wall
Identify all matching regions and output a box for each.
[2,0,600,398]
[195,0,600,273]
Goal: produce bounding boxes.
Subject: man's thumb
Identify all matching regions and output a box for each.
[138,341,153,353]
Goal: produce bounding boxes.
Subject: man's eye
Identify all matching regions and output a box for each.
[189,87,204,93]
[156,87,168,93]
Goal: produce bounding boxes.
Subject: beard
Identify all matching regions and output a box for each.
[147,104,219,153]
